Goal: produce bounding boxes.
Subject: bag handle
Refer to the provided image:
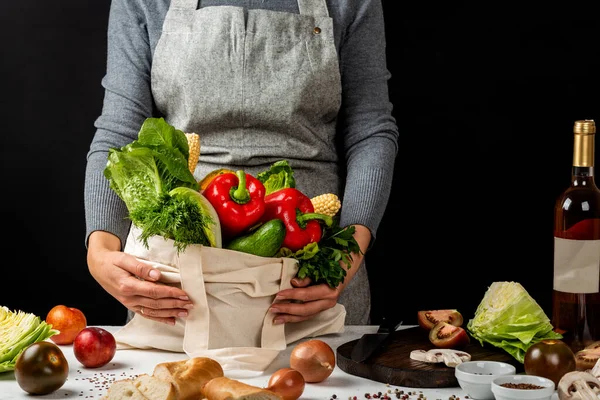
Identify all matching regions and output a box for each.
[179,247,298,371]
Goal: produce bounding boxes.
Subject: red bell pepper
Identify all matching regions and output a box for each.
[262,188,333,252]
[203,170,266,239]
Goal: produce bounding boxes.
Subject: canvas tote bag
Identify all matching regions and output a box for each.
[114,226,346,371]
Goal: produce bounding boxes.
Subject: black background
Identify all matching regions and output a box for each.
[2,2,599,327]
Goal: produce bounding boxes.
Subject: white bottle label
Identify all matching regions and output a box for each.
[553,237,600,293]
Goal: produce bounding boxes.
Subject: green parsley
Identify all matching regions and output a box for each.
[277,221,362,288]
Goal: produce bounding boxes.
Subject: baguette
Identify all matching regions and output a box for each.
[202,377,283,400]
[133,373,177,400]
[152,357,224,400]
[101,378,148,400]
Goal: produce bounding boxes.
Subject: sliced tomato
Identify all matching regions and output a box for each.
[417,309,464,331]
[429,321,470,349]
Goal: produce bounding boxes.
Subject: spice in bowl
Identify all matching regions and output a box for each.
[492,374,555,400]
[500,383,545,390]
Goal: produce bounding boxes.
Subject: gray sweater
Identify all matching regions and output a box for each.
[84,0,399,249]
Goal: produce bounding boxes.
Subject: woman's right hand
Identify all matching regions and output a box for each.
[86,230,193,325]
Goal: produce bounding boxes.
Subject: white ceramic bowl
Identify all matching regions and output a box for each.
[492,374,555,400]
[455,361,517,400]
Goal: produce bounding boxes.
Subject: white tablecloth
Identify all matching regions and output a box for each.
[0,325,502,399]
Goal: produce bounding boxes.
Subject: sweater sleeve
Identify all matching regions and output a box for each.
[336,0,399,246]
[84,0,156,249]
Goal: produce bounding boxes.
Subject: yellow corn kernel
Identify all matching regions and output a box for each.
[185,133,200,173]
[311,193,341,217]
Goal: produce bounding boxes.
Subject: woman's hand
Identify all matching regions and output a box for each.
[269,224,371,324]
[87,230,193,325]
[270,278,341,324]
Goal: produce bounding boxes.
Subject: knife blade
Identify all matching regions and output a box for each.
[350,316,403,363]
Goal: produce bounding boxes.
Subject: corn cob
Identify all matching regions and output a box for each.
[311,193,341,217]
[185,133,200,174]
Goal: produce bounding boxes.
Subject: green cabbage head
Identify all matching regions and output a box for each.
[467,281,562,363]
[0,306,58,372]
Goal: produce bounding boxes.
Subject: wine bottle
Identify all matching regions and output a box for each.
[552,119,600,352]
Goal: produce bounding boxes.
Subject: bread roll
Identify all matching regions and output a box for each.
[152,357,224,400]
[101,379,148,400]
[133,373,177,400]
[202,377,283,400]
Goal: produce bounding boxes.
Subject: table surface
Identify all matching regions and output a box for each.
[0,325,556,400]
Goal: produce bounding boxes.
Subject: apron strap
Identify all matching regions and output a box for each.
[168,0,329,16]
[170,0,198,9]
[297,0,330,17]
[162,0,197,32]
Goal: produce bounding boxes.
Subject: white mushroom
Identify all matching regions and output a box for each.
[409,349,471,367]
[557,371,600,400]
[592,359,600,379]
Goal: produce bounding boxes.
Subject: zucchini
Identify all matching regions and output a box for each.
[226,219,286,257]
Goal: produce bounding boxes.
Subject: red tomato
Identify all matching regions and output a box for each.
[417,309,464,331]
[429,321,470,349]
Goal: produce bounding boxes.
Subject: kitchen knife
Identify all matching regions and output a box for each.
[350,316,403,363]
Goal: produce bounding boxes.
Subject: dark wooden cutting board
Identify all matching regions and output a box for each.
[336,326,523,388]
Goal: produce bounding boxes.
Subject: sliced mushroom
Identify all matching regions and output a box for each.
[557,371,600,400]
[575,348,600,371]
[409,348,471,367]
[592,358,600,379]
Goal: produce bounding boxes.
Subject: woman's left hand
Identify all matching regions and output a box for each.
[269,277,340,324]
[269,224,371,324]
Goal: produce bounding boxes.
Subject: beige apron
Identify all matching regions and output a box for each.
[149,0,370,324]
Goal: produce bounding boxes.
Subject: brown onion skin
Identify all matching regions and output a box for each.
[266,368,305,400]
[290,339,335,383]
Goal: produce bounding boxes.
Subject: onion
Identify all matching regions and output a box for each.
[289,339,335,383]
[265,368,305,400]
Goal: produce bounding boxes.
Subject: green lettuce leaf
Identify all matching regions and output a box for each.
[104,118,198,209]
[256,160,296,195]
[466,281,562,363]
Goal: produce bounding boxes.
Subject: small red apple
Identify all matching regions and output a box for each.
[46,305,87,345]
[73,327,116,368]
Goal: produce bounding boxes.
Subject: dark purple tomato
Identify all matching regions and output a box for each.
[524,339,576,386]
[15,341,69,395]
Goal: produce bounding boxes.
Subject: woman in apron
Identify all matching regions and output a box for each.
[85,0,399,326]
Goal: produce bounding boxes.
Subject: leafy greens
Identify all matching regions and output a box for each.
[104,117,221,251]
[277,223,361,288]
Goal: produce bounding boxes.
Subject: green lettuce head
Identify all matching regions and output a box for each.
[467,281,562,363]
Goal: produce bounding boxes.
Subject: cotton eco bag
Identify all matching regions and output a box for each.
[114,226,346,371]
